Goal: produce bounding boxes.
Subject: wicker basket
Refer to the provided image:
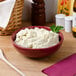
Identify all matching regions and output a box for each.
[0,0,24,35]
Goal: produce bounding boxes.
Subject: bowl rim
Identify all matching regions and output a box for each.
[11,26,64,50]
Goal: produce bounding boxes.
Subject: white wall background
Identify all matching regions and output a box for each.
[22,0,58,22]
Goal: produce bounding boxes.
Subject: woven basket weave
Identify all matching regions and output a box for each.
[0,0,24,35]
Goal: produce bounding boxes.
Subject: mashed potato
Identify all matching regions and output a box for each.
[15,27,59,49]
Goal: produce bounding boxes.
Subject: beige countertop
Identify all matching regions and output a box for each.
[0,22,76,76]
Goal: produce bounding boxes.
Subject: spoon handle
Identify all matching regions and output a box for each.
[3,58,25,76]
